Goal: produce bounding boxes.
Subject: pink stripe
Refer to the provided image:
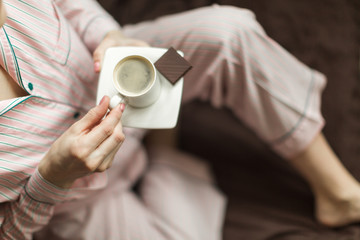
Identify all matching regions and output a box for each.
[5,18,57,46]
[0,185,21,200]
[19,61,88,105]
[0,129,51,151]
[6,1,59,35]
[5,110,65,135]
[0,166,31,179]
[26,169,70,203]
[27,98,75,122]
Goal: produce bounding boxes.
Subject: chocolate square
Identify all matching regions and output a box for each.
[155,47,192,85]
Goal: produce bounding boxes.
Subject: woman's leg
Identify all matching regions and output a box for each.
[123,5,360,227]
[123,5,326,159]
[140,147,226,240]
[35,141,225,240]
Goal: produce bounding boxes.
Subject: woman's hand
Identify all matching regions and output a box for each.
[38,96,125,189]
[93,30,149,73]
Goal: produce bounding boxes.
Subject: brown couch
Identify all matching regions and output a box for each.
[98,0,360,239]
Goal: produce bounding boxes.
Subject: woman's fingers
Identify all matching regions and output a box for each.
[68,97,124,163]
[95,144,122,172]
[88,117,125,171]
[83,103,123,150]
[73,96,110,132]
[93,30,150,73]
[93,30,123,73]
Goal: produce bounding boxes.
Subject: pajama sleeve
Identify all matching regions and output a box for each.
[0,169,69,240]
[54,0,121,52]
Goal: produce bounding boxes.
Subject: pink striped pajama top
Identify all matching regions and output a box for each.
[0,0,123,238]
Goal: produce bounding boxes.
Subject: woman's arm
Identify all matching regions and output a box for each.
[0,97,125,239]
[0,170,68,239]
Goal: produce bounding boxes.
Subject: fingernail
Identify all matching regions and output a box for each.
[94,61,100,72]
[99,96,106,105]
[120,103,126,113]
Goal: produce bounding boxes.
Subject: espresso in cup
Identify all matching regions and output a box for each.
[110,55,161,109]
[116,57,154,95]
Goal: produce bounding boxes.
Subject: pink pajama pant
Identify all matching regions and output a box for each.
[123,5,326,159]
[35,5,326,240]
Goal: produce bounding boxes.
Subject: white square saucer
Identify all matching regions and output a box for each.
[96,47,184,129]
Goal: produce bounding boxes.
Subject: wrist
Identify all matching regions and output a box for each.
[38,161,74,189]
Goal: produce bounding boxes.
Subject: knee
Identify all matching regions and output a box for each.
[184,5,265,49]
[206,5,258,23]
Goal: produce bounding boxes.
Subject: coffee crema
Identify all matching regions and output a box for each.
[116,57,154,95]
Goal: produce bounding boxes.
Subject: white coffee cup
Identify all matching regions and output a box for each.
[109,55,161,109]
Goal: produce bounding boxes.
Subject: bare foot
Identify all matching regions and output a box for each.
[290,134,360,228]
[315,185,360,227]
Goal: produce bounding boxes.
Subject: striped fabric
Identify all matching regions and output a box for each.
[0,0,121,239]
